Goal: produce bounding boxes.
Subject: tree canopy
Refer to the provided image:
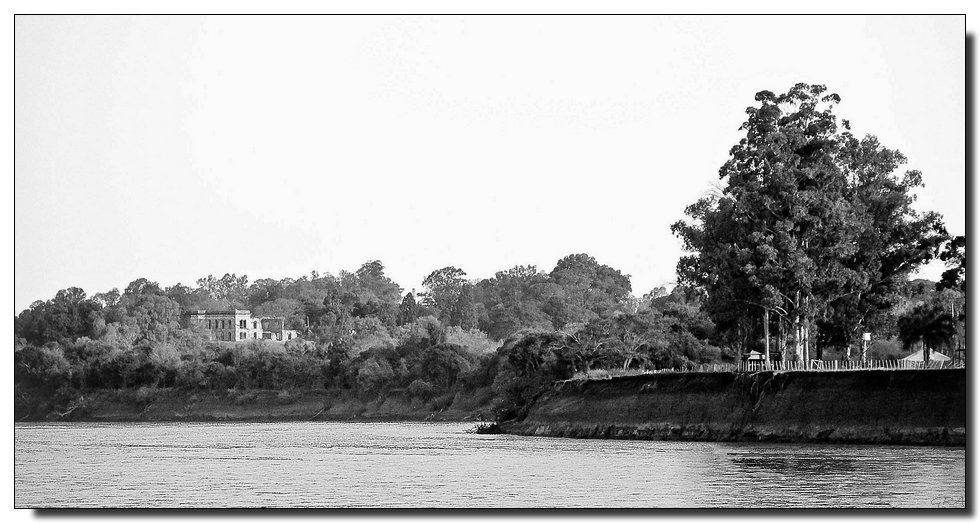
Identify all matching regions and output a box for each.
[672,83,948,361]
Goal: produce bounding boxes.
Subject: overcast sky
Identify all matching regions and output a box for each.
[14,15,966,314]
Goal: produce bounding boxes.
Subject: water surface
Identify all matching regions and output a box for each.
[14,421,965,508]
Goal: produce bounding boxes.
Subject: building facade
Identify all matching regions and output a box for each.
[184,310,299,342]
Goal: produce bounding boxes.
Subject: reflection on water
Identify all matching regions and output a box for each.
[15,421,965,508]
[732,454,857,475]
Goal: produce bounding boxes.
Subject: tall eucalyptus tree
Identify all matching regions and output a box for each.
[673,83,946,362]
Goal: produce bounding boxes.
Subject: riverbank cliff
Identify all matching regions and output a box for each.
[501,369,965,446]
[16,387,494,423]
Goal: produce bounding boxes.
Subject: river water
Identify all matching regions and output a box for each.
[14,421,965,508]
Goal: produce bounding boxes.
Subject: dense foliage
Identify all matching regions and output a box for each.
[14,255,731,421]
[671,83,959,362]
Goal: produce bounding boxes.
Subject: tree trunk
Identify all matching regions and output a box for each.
[778,316,786,361]
[801,296,810,364]
[802,322,809,364]
[792,290,802,362]
[763,308,771,368]
[814,329,821,361]
[792,314,800,362]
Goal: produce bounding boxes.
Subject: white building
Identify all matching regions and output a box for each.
[184,310,299,342]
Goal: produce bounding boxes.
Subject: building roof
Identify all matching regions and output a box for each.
[185,310,251,315]
[901,348,951,362]
[184,310,285,321]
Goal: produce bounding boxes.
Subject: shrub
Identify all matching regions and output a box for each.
[869,337,908,360]
[356,357,395,394]
[407,379,436,399]
[135,385,160,407]
[445,327,502,357]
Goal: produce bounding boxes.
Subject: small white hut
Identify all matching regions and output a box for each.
[901,348,951,362]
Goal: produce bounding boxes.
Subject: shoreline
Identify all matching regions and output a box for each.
[15,387,492,424]
[16,369,966,447]
[499,369,967,447]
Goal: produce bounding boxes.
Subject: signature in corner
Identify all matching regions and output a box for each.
[931,495,966,508]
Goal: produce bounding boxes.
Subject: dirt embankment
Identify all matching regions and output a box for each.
[502,369,966,446]
[18,387,495,423]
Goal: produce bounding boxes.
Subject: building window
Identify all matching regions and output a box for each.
[253,333,257,339]
[240,332,246,340]
[253,321,258,329]
[240,319,246,329]
[287,333,292,340]
[207,320,212,329]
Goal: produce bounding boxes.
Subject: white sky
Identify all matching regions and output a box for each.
[13,14,967,314]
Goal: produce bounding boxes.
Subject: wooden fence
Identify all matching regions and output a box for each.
[566,359,964,381]
[674,359,964,374]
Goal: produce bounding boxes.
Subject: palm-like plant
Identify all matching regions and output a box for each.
[897,303,956,365]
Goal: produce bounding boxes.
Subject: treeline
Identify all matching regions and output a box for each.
[14,259,958,422]
[14,254,733,421]
[16,254,637,348]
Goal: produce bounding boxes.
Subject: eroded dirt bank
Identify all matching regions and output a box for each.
[502,369,966,446]
[17,387,493,423]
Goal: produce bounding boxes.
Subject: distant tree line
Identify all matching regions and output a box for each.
[15,253,741,419]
